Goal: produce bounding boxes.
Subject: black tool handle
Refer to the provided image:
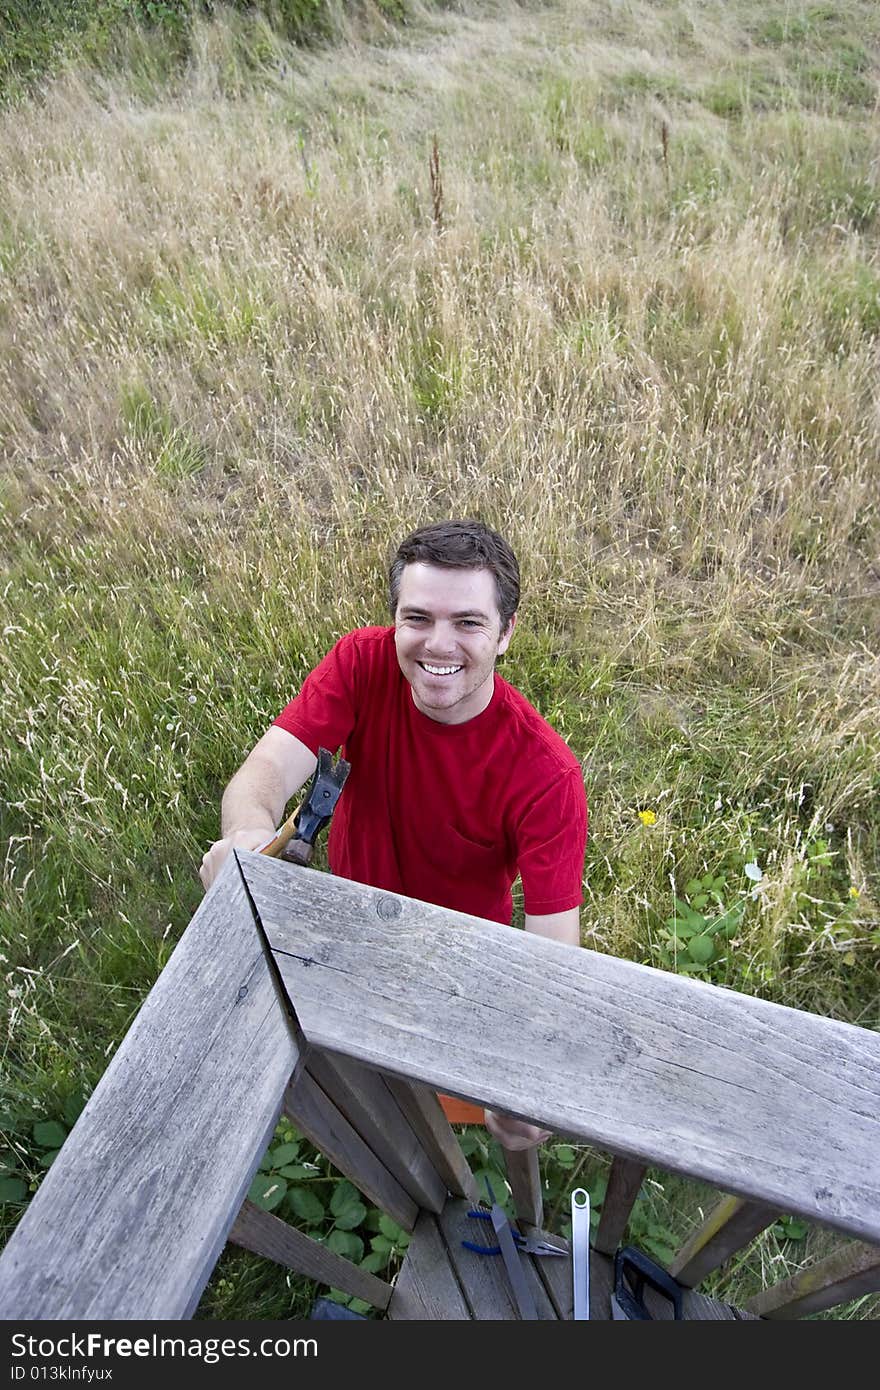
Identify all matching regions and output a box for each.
[613,1246,684,1320]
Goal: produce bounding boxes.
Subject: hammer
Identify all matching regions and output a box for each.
[259,747,351,866]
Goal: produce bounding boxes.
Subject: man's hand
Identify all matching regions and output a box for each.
[484,1109,552,1152]
[200,828,270,890]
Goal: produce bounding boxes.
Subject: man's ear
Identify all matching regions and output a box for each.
[497,611,517,655]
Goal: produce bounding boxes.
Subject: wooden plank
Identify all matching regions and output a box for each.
[593,1157,647,1255]
[669,1195,778,1287]
[503,1147,543,1228]
[437,1198,558,1319]
[306,1048,447,1212]
[283,1068,418,1232]
[228,1200,392,1309]
[240,853,880,1244]
[0,856,298,1319]
[745,1241,880,1319]
[384,1077,480,1203]
[386,1213,470,1319]
[537,1244,748,1319]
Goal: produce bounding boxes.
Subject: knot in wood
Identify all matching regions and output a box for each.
[376,895,401,921]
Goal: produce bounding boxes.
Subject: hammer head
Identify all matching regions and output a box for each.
[279,747,350,864]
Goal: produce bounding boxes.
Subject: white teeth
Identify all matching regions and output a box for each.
[421,663,462,676]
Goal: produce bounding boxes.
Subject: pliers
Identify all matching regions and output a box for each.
[461,1207,568,1258]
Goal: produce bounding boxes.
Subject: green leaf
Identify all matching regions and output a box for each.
[587,1174,609,1206]
[701,875,716,890]
[553,1145,577,1167]
[33,1121,67,1150]
[38,1149,62,1169]
[774,1216,808,1240]
[330,1181,360,1216]
[684,879,702,897]
[370,1235,395,1254]
[457,1133,485,1158]
[687,934,715,963]
[278,1164,317,1180]
[378,1214,404,1242]
[62,1093,86,1126]
[333,1197,367,1232]
[363,1209,384,1233]
[326,1229,364,1262]
[247,1174,287,1212]
[642,1236,676,1264]
[359,1251,388,1274]
[349,1299,371,1316]
[692,894,709,909]
[471,1169,509,1207]
[287,1185,325,1225]
[268,1141,301,1168]
[665,918,698,939]
[0,1177,27,1204]
[673,897,704,924]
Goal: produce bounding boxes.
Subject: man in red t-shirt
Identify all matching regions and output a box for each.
[201,520,588,1149]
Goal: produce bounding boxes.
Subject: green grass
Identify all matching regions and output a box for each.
[1,0,878,1320]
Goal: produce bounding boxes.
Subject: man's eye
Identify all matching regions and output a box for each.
[459,620,479,629]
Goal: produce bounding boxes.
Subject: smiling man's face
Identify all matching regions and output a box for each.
[393,562,515,725]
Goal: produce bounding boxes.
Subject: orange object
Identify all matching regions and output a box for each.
[438,1093,485,1126]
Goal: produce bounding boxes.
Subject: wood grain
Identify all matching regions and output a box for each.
[386,1212,470,1319]
[384,1078,480,1203]
[503,1147,543,1228]
[282,1069,418,1231]
[669,1195,778,1286]
[306,1049,447,1212]
[593,1157,647,1255]
[745,1240,880,1319]
[229,1200,392,1308]
[240,852,880,1244]
[0,857,298,1319]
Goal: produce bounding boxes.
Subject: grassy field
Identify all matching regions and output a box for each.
[1,0,878,1318]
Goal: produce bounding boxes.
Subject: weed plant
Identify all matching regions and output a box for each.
[1,0,878,1319]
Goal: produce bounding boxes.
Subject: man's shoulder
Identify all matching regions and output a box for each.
[493,676,582,775]
[330,625,396,664]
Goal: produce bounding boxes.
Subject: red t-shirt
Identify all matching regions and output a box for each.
[273,627,587,925]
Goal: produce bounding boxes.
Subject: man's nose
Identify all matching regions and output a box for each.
[424,623,458,654]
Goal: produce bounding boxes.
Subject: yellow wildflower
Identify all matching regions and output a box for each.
[638,809,657,826]
[849,885,859,900]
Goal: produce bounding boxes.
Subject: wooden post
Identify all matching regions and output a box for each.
[669,1195,778,1286]
[503,1147,543,1228]
[593,1157,647,1255]
[745,1241,880,1319]
[229,1201,393,1309]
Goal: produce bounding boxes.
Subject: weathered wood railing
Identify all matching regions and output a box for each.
[1,851,878,1320]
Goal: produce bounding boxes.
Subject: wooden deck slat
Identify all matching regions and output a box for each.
[0,857,298,1319]
[436,1199,558,1319]
[386,1213,470,1319]
[229,1201,392,1308]
[669,1195,778,1286]
[282,1069,418,1232]
[240,853,880,1244]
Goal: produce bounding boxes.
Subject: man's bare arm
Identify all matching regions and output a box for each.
[523,906,581,946]
[200,728,318,888]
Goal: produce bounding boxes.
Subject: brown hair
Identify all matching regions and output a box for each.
[389,520,520,632]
